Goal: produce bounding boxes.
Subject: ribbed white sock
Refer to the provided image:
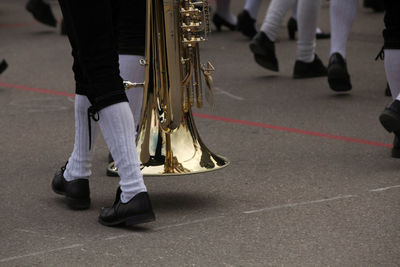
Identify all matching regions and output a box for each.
[119,54,144,134]
[296,0,321,62]
[64,94,99,181]
[216,0,237,25]
[384,50,400,101]
[260,0,295,42]
[98,102,146,203]
[329,0,358,58]
[291,0,322,35]
[244,0,262,20]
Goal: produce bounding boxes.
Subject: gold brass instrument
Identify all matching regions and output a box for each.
[108,0,229,175]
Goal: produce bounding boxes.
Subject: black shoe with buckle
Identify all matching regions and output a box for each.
[237,10,257,39]
[249,31,279,72]
[293,54,327,79]
[51,163,90,210]
[99,187,155,227]
[327,52,352,92]
[379,100,400,134]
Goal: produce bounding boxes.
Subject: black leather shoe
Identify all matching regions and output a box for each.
[379,100,400,133]
[98,188,155,227]
[26,0,57,27]
[0,59,8,74]
[392,133,400,158]
[316,32,331,40]
[364,0,384,12]
[287,17,297,40]
[385,83,391,97]
[327,52,352,92]
[237,10,257,39]
[212,14,236,32]
[51,164,90,210]
[293,54,327,79]
[249,31,278,71]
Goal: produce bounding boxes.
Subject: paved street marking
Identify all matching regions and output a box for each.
[104,216,225,241]
[214,87,244,101]
[0,244,83,263]
[14,229,66,240]
[243,195,358,214]
[369,184,400,192]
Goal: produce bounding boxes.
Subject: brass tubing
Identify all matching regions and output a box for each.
[193,44,203,108]
[187,47,194,107]
[164,133,173,173]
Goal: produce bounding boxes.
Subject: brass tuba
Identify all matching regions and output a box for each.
[108,0,229,175]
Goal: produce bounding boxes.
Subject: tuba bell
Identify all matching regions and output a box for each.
[108,0,229,175]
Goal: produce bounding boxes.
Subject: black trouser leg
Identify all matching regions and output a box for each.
[58,0,127,111]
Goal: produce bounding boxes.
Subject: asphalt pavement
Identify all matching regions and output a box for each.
[1,0,399,266]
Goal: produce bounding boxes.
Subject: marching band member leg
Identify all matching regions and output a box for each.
[379,0,400,158]
[119,56,144,132]
[327,0,358,92]
[118,0,146,133]
[287,0,330,40]
[237,0,261,38]
[52,0,155,226]
[293,0,327,79]
[249,0,295,72]
[250,0,326,78]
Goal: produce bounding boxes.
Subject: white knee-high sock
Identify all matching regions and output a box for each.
[260,0,295,42]
[291,0,323,35]
[216,0,237,25]
[329,0,358,58]
[119,54,144,134]
[98,102,146,203]
[384,50,400,101]
[244,0,262,20]
[64,94,99,181]
[296,0,321,62]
